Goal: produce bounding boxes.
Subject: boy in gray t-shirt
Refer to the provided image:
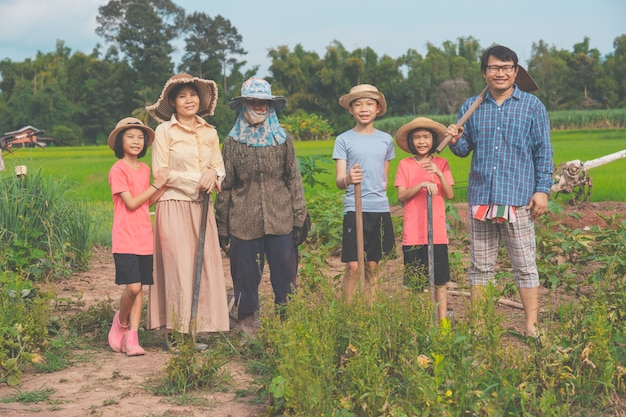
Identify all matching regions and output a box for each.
[333,84,395,303]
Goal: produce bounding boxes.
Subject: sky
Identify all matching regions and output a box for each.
[0,0,624,78]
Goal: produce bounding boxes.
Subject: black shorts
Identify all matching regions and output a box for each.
[341,211,395,263]
[113,254,154,285]
[402,244,450,289]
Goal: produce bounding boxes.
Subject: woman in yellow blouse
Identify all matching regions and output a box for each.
[145,74,229,347]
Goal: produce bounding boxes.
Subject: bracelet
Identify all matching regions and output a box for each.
[151,184,160,190]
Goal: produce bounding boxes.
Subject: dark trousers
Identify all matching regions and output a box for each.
[230,233,297,316]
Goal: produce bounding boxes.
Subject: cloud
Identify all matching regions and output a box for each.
[0,0,105,60]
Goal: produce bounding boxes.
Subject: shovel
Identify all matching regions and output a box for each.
[435,65,539,153]
[190,191,210,340]
[426,192,435,304]
[354,183,366,287]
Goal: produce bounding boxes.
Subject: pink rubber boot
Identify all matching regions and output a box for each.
[108,311,128,352]
[122,330,146,356]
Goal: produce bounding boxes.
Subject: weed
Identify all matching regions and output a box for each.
[0,386,56,403]
[146,333,231,396]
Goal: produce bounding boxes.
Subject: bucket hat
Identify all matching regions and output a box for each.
[338,84,387,116]
[108,117,155,150]
[395,117,447,154]
[146,74,218,122]
[229,78,287,110]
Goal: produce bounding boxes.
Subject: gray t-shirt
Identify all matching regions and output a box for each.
[332,129,395,213]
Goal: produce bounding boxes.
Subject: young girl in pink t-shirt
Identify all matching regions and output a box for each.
[394,118,454,321]
[107,117,169,356]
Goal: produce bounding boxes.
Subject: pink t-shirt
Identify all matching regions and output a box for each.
[394,156,454,245]
[109,160,153,255]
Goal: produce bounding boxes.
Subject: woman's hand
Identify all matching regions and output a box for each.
[198,168,220,193]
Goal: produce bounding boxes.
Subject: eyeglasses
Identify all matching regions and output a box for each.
[486,65,516,74]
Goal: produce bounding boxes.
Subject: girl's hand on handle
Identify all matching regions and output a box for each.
[422,182,438,196]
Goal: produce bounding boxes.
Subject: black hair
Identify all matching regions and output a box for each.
[406,128,439,155]
[481,45,518,72]
[114,128,149,159]
[168,82,200,103]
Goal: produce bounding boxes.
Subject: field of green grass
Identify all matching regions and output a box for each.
[2,128,625,205]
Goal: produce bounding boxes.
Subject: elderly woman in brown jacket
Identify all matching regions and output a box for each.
[215,78,308,338]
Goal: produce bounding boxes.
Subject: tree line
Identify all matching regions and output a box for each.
[0,0,625,145]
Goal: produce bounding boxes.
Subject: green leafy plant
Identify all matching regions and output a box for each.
[0,272,53,386]
[148,333,230,395]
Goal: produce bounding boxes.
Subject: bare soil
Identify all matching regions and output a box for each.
[1,201,625,417]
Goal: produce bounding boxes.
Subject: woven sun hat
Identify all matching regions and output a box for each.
[146,73,218,122]
[395,117,447,154]
[107,117,155,150]
[229,78,287,111]
[338,84,387,116]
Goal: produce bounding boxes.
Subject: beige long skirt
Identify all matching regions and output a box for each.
[148,199,229,333]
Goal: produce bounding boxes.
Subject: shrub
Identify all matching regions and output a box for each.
[0,271,53,386]
[282,112,334,141]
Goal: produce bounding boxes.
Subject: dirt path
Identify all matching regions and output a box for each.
[0,248,269,417]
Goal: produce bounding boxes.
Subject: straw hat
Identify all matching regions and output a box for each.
[338,84,387,116]
[146,73,218,122]
[395,117,447,154]
[229,78,286,111]
[107,117,155,150]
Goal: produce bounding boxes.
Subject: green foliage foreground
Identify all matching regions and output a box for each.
[259,277,626,416]
[0,170,97,385]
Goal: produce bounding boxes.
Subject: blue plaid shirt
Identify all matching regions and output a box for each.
[449,85,553,206]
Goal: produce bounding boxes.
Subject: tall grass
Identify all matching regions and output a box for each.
[0,169,96,278]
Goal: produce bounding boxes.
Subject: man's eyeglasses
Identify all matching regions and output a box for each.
[485,65,516,74]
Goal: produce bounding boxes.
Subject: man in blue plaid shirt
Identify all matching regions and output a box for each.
[447,45,553,339]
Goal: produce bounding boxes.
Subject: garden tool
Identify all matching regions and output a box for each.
[190,191,210,341]
[426,192,435,304]
[354,182,366,287]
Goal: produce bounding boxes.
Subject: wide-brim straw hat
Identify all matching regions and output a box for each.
[515,65,539,92]
[395,117,447,154]
[338,84,387,116]
[108,117,155,150]
[229,78,286,111]
[146,74,218,122]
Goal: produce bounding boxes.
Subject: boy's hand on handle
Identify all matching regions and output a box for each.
[446,124,463,145]
[347,163,363,185]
